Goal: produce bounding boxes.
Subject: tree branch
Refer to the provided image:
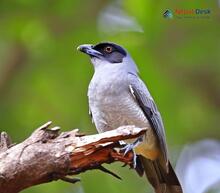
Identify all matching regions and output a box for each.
[0,122,149,193]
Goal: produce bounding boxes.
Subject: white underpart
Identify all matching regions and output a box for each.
[88,56,149,132]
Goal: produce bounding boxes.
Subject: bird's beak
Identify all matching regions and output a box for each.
[77,44,103,58]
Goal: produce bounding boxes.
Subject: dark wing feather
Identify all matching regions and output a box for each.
[128,73,168,165]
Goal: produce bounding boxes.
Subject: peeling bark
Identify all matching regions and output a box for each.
[0,122,148,193]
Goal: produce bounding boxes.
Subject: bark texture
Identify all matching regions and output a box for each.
[0,122,149,193]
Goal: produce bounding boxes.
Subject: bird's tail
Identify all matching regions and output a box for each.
[140,156,183,193]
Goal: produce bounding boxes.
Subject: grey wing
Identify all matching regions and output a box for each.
[128,73,168,164]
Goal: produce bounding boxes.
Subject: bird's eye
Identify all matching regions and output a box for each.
[104,46,112,53]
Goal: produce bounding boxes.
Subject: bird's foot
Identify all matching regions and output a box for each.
[121,136,143,155]
[121,136,143,169]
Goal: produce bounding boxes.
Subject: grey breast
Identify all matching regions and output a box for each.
[88,71,150,133]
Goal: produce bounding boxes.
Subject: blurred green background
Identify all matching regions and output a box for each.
[0,0,219,193]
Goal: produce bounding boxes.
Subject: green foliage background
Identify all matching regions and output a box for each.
[0,1,219,193]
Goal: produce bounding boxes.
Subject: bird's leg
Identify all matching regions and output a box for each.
[120,136,143,168]
[121,136,143,155]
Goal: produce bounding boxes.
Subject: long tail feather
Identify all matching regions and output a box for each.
[140,156,183,193]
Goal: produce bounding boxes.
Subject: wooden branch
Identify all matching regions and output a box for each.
[0,122,148,193]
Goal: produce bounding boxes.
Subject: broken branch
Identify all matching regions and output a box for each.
[0,122,149,193]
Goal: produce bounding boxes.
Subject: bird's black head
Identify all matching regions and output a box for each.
[77,42,127,63]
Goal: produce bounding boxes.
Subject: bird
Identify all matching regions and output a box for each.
[77,42,183,193]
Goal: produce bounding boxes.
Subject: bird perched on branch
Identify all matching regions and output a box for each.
[77,42,183,193]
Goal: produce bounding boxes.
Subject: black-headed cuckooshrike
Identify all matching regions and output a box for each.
[77,42,183,193]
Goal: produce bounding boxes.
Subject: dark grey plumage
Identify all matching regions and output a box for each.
[128,72,168,165]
